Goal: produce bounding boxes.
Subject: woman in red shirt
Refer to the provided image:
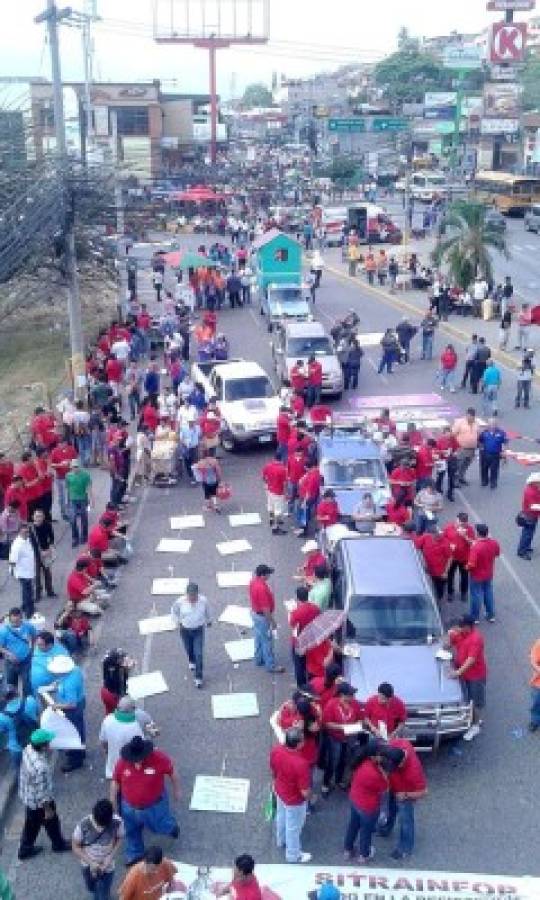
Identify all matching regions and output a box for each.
[322,682,365,795]
[277,692,321,770]
[310,662,343,710]
[316,489,340,529]
[385,489,411,529]
[344,741,388,862]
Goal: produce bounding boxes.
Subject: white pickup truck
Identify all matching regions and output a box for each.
[191,358,280,451]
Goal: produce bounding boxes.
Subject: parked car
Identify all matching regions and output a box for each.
[484,207,507,233]
[525,204,540,234]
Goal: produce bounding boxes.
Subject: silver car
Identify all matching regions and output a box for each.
[272,321,344,398]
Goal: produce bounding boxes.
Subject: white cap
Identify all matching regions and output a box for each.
[301,540,319,553]
[47,655,75,675]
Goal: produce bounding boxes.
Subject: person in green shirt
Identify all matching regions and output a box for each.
[308,563,332,610]
[0,866,14,899]
[65,460,93,548]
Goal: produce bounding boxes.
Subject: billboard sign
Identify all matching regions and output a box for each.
[372,117,408,131]
[328,118,366,132]
[425,92,457,109]
[443,44,484,69]
[490,63,520,80]
[461,96,483,117]
[490,21,527,63]
[484,82,522,117]
[487,0,535,9]
[480,117,520,134]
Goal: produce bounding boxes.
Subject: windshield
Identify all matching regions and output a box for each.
[224,377,274,402]
[347,594,442,643]
[323,458,385,485]
[270,288,303,303]
[287,336,332,356]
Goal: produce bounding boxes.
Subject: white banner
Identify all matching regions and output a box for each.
[164,863,540,900]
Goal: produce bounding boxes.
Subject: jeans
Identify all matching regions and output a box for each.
[56,478,68,519]
[344,364,360,390]
[4,655,31,695]
[422,333,433,360]
[128,390,141,420]
[276,442,288,463]
[292,647,306,687]
[344,803,379,858]
[276,797,307,862]
[381,794,416,855]
[19,578,34,618]
[456,448,475,482]
[252,612,276,671]
[518,517,537,555]
[461,360,474,389]
[70,498,89,545]
[91,429,106,464]
[530,687,540,727]
[516,380,531,408]
[438,369,455,390]
[82,867,114,900]
[378,350,394,374]
[306,385,321,408]
[180,626,204,680]
[120,793,178,864]
[482,385,499,416]
[77,434,92,467]
[294,497,316,533]
[323,737,348,788]
[480,452,501,488]
[470,578,494,620]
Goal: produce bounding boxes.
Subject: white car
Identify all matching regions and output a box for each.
[272,321,343,398]
[192,359,280,451]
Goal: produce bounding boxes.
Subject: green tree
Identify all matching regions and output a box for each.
[521,54,540,111]
[241,82,273,108]
[374,49,451,109]
[432,200,508,289]
[397,26,420,52]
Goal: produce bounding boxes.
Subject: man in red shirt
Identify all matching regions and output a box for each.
[414,439,437,489]
[316,489,340,529]
[216,854,262,900]
[0,453,14,509]
[288,585,320,687]
[434,426,459,501]
[249,565,284,674]
[365,682,407,739]
[389,462,416,503]
[4,476,28,522]
[467,523,500,623]
[322,682,364,793]
[30,407,58,450]
[295,539,326,584]
[136,303,152,356]
[269,728,312,863]
[447,615,487,741]
[379,739,427,860]
[289,360,307,398]
[50,439,78,520]
[105,356,123,395]
[261,454,288,535]
[66,558,104,615]
[305,637,334,680]
[294,465,322,536]
[286,448,306,517]
[517,471,540,560]
[443,512,475,602]
[306,355,323,408]
[15,452,41,520]
[111,736,179,866]
[308,403,332,428]
[276,406,292,462]
[415,530,453,602]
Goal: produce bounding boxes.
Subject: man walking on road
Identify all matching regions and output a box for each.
[516,303,532,351]
[529,637,540,732]
[467,524,500,623]
[170,582,211,688]
[270,727,312,864]
[18,728,69,860]
[249,565,285,675]
[9,524,36,618]
[420,312,437,361]
[65,459,92,548]
[460,336,478,390]
[517,472,540,560]
[452,408,480,486]
[480,360,502,417]
[478,417,507,489]
[446,616,487,742]
[261,454,288,535]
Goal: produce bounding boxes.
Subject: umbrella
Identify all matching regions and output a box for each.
[296,608,346,656]
[179,251,211,271]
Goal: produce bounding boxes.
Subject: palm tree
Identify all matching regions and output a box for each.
[431,200,509,290]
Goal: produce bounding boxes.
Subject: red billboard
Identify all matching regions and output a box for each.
[490,21,527,62]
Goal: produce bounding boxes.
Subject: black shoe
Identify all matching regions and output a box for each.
[481,482,488,487]
[518,551,533,560]
[47,592,59,599]
[528,723,539,732]
[169,825,180,839]
[71,541,79,548]
[459,593,468,603]
[18,846,43,861]
[52,840,70,853]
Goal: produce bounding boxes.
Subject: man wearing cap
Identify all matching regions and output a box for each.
[65,458,92,548]
[47,655,86,772]
[269,727,312,864]
[446,616,487,742]
[378,740,427,860]
[517,472,540,560]
[18,728,69,860]
[322,683,365,794]
[99,696,145,779]
[365,683,407,740]
[170,582,211,688]
[111,736,179,866]
[249,565,285,675]
[294,540,326,585]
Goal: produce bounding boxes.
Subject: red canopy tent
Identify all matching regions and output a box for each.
[171,185,225,203]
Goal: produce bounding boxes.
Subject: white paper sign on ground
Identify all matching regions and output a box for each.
[41,707,85,750]
[218,605,253,629]
[127,671,169,700]
[170,515,205,530]
[228,513,261,527]
[216,539,252,556]
[211,692,259,719]
[138,614,177,636]
[224,638,255,662]
[156,538,193,553]
[152,578,189,595]
[190,775,250,813]
[216,571,252,588]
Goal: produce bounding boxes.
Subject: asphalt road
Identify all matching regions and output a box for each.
[3,236,540,897]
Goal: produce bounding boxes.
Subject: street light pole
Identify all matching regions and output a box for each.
[35,1,85,397]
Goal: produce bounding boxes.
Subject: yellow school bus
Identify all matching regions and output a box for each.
[474,171,540,216]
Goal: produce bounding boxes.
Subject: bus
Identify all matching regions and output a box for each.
[474,171,540,216]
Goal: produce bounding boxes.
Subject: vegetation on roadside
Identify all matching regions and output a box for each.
[431,199,509,290]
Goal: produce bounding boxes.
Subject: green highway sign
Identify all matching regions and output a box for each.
[372,117,408,132]
[328,118,366,133]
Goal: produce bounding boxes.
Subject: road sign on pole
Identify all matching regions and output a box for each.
[443,45,484,70]
[328,118,366,133]
[372,117,408,132]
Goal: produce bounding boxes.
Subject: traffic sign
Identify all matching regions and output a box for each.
[372,117,408,132]
[443,45,484,70]
[490,21,527,63]
[487,0,535,10]
[328,118,365,133]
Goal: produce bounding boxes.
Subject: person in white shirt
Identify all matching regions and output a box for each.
[99,695,153,778]
[111,338,130,364]
[170,582,211,687]
[9,525,36,618]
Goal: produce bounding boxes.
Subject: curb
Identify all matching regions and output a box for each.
[325,263,534,379]
[0,769,17,838]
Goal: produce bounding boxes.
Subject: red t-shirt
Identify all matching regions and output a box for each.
[289,601,320,647]
[386,500,410,527]
[137,312,151,331]
[286,455,306,485]
[316,498,339,527]
[0,461,14,492]
[299,468,321,502]
[31,413,57,448]
[106,358,123,384]
[290,367,307,393]
[388,738,427,794]
[78,553,103,579]
[415,533,452,578]
[269,745,311,806]
[4,484,28,521]
[15,461,41,501]
[230,876,262,900]
[277,702,321,766]
[88,524,109,553]
[322,696,364,742]
[67,570,91,603]
[276,413,292,445]
[389,466,416,501]
[262,461,287,496]
[113,750,174,808]
[249,576,275,614]
[309,404,332,425]
[364,695,407,734]
[442,523,475,565]
[307,360,323,387]
[450,629,487,681]
[303,550,326,579]
[35,456,52,495]
[142,405,159,433]
[97,335,111,354]
[349,759,388,814]
[305,639,333,678]
[309,676,338,709]
[291,394,305,417]
[468,538,500,581]
[50,444,78,480]
[523,483,540,520]
[415,445,434,480]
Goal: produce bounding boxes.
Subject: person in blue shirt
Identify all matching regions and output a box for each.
[480,360,502,417]
[0,608,37,696]
[478,417,508,490]
[188,383,207,413]
[0,688,40,768]
[30,631,70,695]
[47,655,86,773]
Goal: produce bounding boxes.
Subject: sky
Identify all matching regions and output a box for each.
[1,0,538,101]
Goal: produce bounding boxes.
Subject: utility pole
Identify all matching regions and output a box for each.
[35,1,85,397]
